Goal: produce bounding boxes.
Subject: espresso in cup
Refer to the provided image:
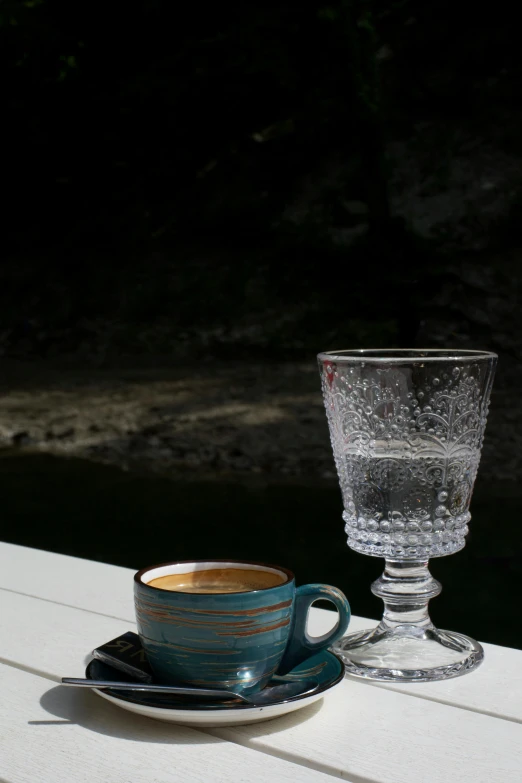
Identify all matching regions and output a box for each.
[134,559,351,695]
[147,567,286,594]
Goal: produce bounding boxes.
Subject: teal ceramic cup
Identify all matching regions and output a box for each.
[134,559,350,695]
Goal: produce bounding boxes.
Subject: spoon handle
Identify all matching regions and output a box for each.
[61,678,249,702]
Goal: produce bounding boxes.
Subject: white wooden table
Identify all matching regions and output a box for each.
[1,542,521,783]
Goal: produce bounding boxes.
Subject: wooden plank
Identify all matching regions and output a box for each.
[0,589,362,687]
[0,544,374,627]
[0,663,337,783]
[2,590,521,783]
[210,680,522,783]
[0,542,134,619]
[0,590,131,681]
[2,542,522,723]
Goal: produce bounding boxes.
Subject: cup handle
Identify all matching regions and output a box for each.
[277,584,351,675]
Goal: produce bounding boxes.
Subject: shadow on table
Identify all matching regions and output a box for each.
[31,685,323,741]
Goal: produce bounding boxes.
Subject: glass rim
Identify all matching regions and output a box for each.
[317,348,498,363]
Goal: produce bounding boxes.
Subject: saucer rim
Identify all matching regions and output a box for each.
[93,682,337,726]
[85,649,344,712]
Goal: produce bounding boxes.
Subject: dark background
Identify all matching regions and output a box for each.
[1,1,521,648]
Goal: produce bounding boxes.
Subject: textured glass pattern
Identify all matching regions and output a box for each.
[319,353,496,560]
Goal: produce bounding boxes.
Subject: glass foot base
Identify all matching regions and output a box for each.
[333,626,484,682]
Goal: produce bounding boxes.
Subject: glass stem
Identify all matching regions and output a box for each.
[372,559,442,633]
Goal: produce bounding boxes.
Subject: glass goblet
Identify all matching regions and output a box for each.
[318,349,497,682]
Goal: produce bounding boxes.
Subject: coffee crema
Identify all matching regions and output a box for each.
[147,567,286,594]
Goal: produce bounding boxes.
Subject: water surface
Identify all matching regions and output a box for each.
[1,453,520,649]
